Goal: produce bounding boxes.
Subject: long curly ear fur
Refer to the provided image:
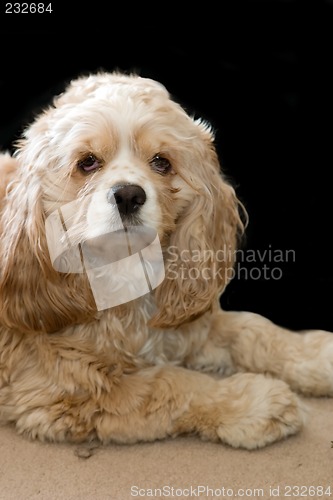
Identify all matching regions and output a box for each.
[149,121,246,329]
[0,155,96,334]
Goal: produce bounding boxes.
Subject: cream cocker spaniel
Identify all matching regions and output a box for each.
[0,71,332,449]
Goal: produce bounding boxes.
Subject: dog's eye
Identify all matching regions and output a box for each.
[150,154,172,175]
[77,154,101,174]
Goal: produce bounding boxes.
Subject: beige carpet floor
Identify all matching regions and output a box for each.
[0,397,332,500]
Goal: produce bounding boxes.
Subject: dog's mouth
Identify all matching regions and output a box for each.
[49,225,160,273]
[81,225,154,267]
[47,224,165,311]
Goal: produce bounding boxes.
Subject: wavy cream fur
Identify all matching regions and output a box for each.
[0,72,332,449]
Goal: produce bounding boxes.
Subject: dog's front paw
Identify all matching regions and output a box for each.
[175,373,306,450]
[216,374,306,449]
[283,330,333,397]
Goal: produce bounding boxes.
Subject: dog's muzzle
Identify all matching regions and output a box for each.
[45,186,165,310]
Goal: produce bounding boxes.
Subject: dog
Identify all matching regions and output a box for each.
[0,71,332,449]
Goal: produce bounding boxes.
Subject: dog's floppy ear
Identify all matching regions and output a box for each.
[0,155,96,334]
[149,121,246,329]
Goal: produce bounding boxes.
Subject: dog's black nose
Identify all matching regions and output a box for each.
[108,184,147,215]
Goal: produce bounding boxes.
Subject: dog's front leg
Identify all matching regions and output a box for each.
[211,310,333,396]
[5,364,305,449]
[85,366,305,450]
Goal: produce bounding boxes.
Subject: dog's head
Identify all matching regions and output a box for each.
[0,72,245,333]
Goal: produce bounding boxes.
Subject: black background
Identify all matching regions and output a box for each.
[0,0,332,331]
